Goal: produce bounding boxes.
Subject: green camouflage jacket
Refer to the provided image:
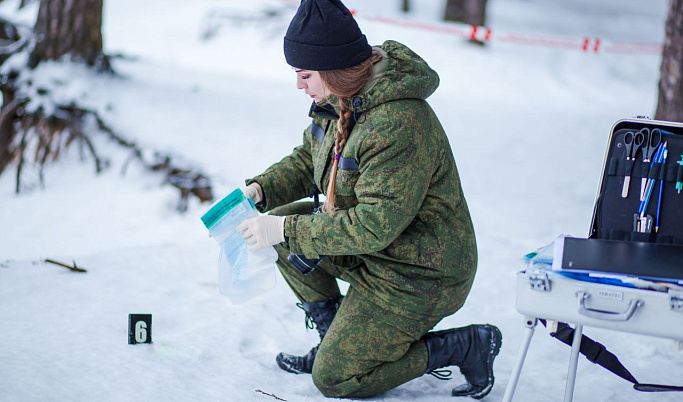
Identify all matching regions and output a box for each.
[248,40,477,321]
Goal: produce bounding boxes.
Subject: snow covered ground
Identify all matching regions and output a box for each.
[1,0,682,401]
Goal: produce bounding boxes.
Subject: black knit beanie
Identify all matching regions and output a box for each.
[284,0,372,71]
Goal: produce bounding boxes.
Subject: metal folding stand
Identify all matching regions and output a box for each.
[502,316,584,402]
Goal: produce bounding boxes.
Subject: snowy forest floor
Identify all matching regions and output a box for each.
[1,0,682,401]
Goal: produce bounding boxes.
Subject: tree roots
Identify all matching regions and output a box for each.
[0,96,214,211]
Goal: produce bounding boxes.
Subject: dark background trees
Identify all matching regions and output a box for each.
[444,0,488,27]
[655,0,683,123]
[29,0,109,69]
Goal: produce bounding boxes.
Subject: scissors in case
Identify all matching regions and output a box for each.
[640,128,662,200]
[621,130,644,198]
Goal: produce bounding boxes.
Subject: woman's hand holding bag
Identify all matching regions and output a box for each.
[237,215,286,251]
[240,183,263,204]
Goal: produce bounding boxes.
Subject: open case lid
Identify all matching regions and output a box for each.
[588,118,683,241]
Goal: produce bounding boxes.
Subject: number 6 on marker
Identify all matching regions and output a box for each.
[135,321,147,343]
[128,314,152,344]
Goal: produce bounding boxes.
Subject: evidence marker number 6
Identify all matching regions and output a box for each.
[128,314,152,344]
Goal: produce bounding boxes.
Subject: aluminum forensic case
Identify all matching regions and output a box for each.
[504,118,683,402]
[514,118,683,337]
[516,269,683,340]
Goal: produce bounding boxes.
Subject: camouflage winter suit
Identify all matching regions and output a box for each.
[247,40,477,398]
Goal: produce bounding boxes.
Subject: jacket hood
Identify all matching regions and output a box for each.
[310,40,439,118]
[362,40,439,110]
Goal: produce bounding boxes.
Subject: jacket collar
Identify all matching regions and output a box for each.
[308,97,366,124]
[309,102,338,119]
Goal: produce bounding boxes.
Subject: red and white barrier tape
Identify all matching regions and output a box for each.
[276,0,662,55]
[363,14,661,55]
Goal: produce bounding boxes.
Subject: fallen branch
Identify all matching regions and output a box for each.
[44,258,87,273]
[255,390,287,401]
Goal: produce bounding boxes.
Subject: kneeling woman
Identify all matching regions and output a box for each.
[237,0,501,398]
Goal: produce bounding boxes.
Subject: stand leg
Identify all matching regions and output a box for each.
[563,324,583,402]
[502,317,538,402]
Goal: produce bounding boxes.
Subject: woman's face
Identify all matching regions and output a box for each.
[294,69,330,103]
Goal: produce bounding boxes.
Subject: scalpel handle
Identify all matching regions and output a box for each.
[621,176,631,198]
[640,177,647,201]
[621,158,634,198]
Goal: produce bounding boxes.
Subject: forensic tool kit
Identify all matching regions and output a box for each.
[504,118,683,402]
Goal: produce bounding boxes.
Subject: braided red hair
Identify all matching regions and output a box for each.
[319,49,382,212]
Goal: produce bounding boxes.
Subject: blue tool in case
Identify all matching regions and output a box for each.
[504,118,683,402]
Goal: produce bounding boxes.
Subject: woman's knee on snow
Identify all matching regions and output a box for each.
[311,358,356,398]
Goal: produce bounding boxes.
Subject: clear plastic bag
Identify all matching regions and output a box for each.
[201,189,277,304]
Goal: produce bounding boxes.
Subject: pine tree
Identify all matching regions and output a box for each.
[444,0,488,27]
[655,0,683,122]
[29,0,110,70]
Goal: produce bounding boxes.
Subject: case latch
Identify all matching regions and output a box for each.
[527,270,550,292]
[670,291,683,313]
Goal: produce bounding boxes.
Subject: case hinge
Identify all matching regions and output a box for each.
[670,291,683,313]
[527,270,550,292]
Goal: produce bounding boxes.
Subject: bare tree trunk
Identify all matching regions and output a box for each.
[28,0,109,70]
[445,0,488,26]
[655,0,683,122]
[20,0,40,8]
[402,0,409,13]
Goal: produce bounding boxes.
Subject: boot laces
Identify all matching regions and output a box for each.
[296,303,316,331]
[428,369,453,380]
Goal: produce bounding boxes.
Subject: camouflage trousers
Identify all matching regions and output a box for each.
[271,202,445,398]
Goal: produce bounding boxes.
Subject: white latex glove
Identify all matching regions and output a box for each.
[237,215,286,251]
[240,183,263,204]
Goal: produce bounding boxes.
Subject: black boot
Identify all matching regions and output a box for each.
[422,324,502,399]
[276,296,343,374]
